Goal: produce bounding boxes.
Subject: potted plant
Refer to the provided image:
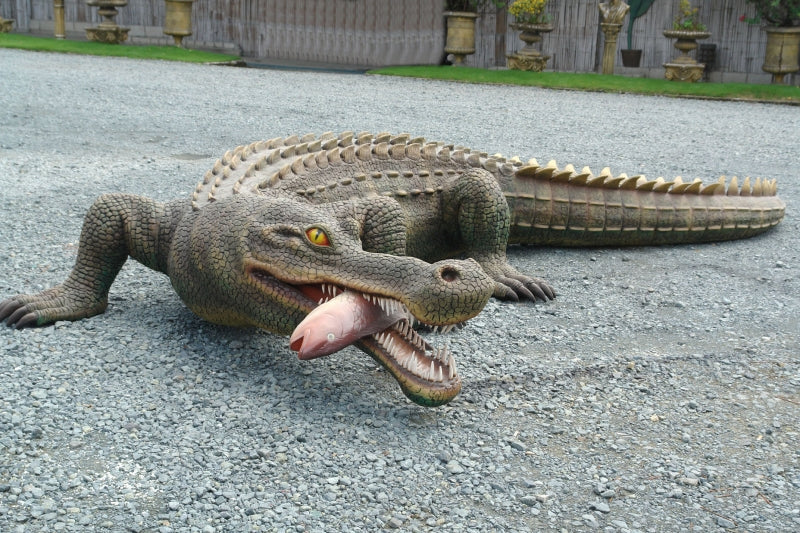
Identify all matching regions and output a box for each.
[744,0,800,83]
[663,0,710,81]
[621,0,656,67]
[506,0,552,71]
[444,1,505,65]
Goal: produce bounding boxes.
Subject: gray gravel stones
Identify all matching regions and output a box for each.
[1,49,799,531]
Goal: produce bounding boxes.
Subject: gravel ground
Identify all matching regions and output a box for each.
[0,49,798,532]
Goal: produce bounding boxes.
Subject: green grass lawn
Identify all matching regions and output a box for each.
[0,33,240,64]
[370,65,800,104]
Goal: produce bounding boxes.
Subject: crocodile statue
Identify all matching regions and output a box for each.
[0,132,786,406]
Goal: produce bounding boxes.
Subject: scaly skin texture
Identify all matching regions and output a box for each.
[0,132,786,406]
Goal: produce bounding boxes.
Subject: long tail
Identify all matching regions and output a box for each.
[503,160,786,247]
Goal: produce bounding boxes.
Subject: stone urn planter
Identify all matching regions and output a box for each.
[0,16,14,33]
[85,0,130,44]
[762,26,800,84]
[444,11,478,65]
[662,29,710,82]
[507,22,554,72]
[164,0,195,47]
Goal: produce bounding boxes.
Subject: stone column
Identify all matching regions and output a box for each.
[54,0,66,39]
[600,23,622,74]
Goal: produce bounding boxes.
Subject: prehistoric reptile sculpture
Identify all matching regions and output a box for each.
[0,132,785,406]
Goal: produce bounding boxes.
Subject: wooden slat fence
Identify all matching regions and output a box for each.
[2,0,795,79]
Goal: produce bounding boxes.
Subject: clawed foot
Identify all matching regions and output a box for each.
[480,263,556,302]
[0,285,107,328]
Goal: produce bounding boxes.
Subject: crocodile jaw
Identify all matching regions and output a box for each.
[292,284,462,407]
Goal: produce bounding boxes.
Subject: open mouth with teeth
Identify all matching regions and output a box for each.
[289,284,463,407]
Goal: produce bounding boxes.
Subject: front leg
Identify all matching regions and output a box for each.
[443,169,555,302]
[0,194,183,328]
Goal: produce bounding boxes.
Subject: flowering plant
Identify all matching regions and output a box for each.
[741,0,800,26]
[671,0,707,32]
[509,0,551,24]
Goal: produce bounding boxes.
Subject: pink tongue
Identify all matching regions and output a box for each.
[290,291,406,360]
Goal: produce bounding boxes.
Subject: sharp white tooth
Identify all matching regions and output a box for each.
[448,354,457,379]
[430,360,435,380]
[437,365,444,382]
[318,298,325,305]
[387,336,394,351]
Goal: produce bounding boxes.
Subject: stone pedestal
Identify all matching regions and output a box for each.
[85,0,130,44]
[0,17,14,33]
[507,23,554,72]
[600,23,622,74]
[663,30,710,82]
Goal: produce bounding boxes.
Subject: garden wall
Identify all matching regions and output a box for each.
[1,0,794,83]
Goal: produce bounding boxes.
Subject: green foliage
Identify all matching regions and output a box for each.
[369,66,800,104]
[746,0,800,26]
[627,0,657,49]
[0,34,240,64]
[672,0,707,32]
[445,0,508,12]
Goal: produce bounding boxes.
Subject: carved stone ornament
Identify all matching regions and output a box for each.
[507,23,554,72]
[0,17,14,33]
[662,29,710,82]
[85,0,130,44]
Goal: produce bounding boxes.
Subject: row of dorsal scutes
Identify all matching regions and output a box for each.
[190,131,535,210]
[514,159,778,197]
[249,131,529,193]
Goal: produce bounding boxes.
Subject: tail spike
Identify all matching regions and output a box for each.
[483,158,499,173]
[741,177,751,196]
[315,151,329,169]
[372,142,391,160]
[409,136,426,145]
[321,138,338,150]
[327,148,342,165]
[422,143,438,160]
[283,134,300,146]
[753,177,763,196]
[300,133,316,143]
[319,131,335,141]
[467,152,482,167]
[684,178,703,194]
[295,142,308,155]
[700,182,725,195]
[406,143,422,160]
[281,145,296,159]
[341,145,356,163]
[375,132,392,144]
[727,176,739,196]
[356,144,372,161]
[389,144,406,160]
[620,175,642,190]
[357,132,373,145]
[438,146,451,162]
[389,133,409,145]
[598,167,612,178]
[337,131,354,146]
[601,176,625,189]
[451,149,466,164]
[303,153,317,170]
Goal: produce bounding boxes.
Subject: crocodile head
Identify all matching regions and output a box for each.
[173,196,495,406]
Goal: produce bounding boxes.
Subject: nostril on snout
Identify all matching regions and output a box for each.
[440,266,460,283]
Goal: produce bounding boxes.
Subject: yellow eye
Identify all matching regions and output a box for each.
[305,227,330,247]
